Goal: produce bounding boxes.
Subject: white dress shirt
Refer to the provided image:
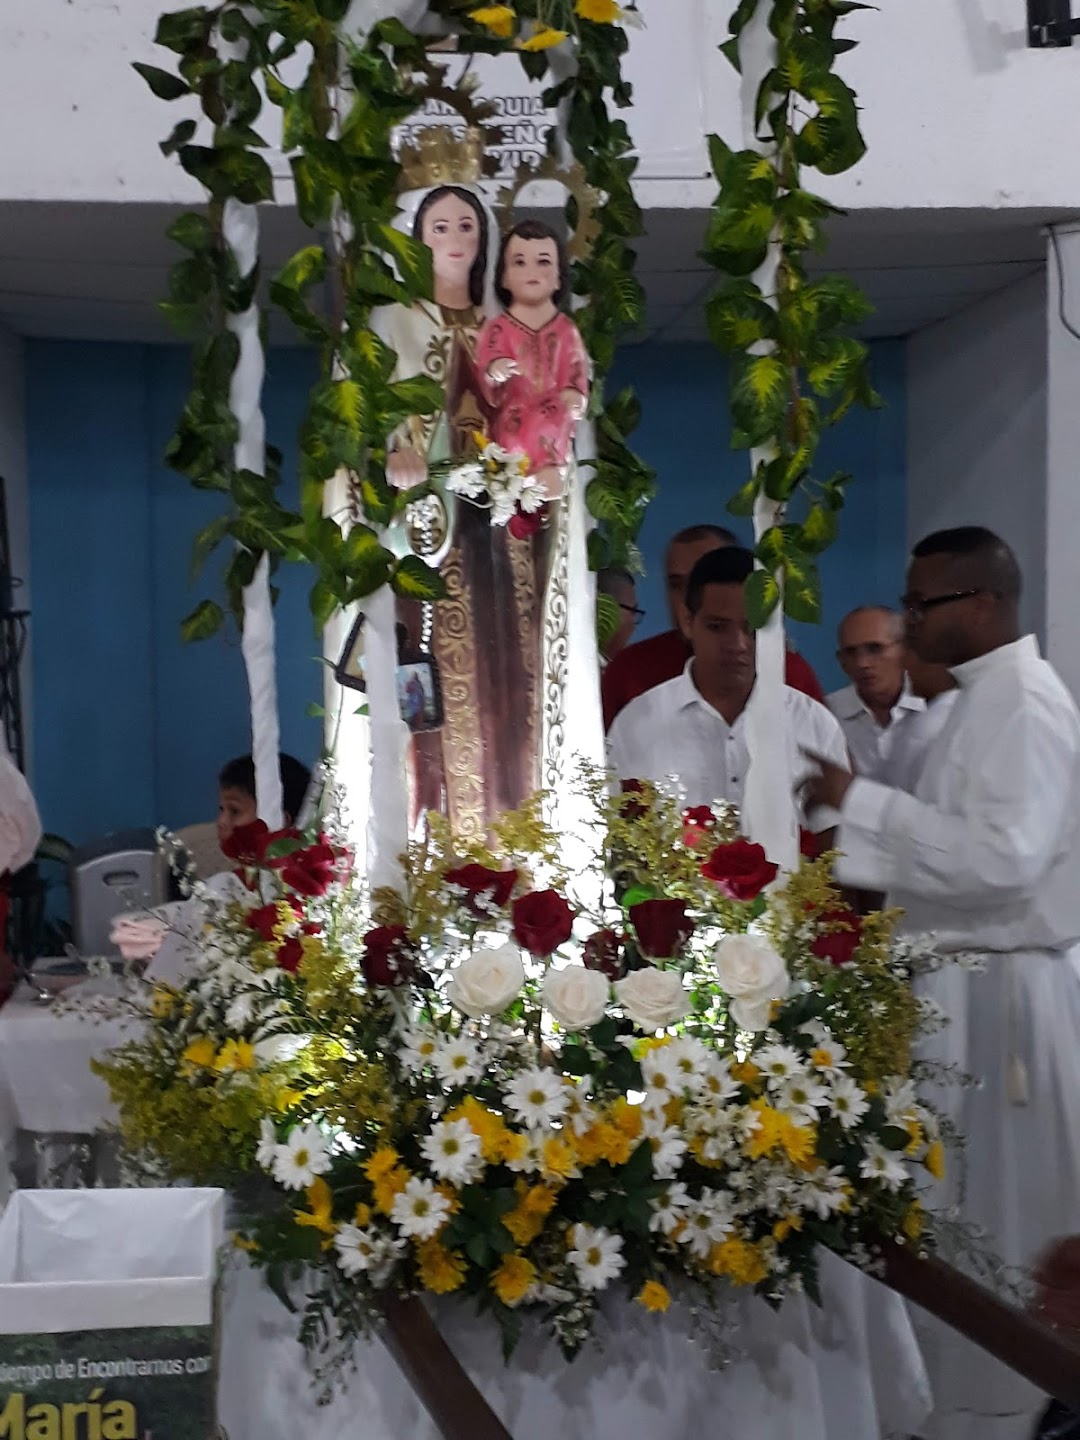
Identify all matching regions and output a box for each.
[825,681,925,781]
[606,662,847,829]
[0,754,40,875]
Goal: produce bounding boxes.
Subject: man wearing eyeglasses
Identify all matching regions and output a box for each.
[805,525,1080,1440]
[825,606,926,780]
[596,567,645,662]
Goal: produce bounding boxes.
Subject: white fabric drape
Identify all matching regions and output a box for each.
[736,0,798,874]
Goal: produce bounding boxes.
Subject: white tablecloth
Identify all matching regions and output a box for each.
[219,1250,931,1440]
[0,986,137,1140]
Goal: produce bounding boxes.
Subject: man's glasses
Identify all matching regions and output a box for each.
[619,602,646,628]
[899,589,983,621]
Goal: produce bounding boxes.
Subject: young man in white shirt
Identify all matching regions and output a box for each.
[806,525,1080,1440]
[606,546,846,834]
[826,605,925,779]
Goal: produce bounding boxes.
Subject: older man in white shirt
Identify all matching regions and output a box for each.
[826,606,925,779]
[607,547,847,832]
[806,525,1080,1440]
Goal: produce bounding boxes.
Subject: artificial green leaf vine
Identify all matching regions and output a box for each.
[707,0,879,627]
[141,0,654,643]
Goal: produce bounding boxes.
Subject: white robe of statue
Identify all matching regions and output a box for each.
[837,634,1080,1440]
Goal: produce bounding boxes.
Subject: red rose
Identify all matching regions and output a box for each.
[810,908,863,966]
[261,828,306,865]
[512,889,575,955]
[701,840,779,901]
[222,820,270,863]
[682,805,717,848]
[619,778,649,821]
[444,863,518,916]
[582,928,625,981]
[508,509,542,540]
[246,900,300,943]
[629,898,694,959]
[280,842,338,897]
[276,936,304,973]
[799,829,820,860]
[362,925,417,988]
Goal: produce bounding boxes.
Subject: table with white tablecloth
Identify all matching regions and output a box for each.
[0,991,933,1438]
[0,984,138,1185]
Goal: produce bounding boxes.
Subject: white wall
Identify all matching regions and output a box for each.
[4,0,1080,210]
[0,325,31,768]
[906,269,1048,639]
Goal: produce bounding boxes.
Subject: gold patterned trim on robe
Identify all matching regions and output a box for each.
[433,545,487,841]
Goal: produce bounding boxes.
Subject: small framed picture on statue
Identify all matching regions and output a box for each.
[334,613,444,732]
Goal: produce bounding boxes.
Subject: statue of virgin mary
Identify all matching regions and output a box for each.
[371,134,603,846]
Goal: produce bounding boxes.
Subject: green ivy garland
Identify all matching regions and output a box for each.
[706,0,878,627]
[140,0,654,643]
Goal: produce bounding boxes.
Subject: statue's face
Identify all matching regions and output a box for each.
[500,234,559,306]
[420,192,481,294]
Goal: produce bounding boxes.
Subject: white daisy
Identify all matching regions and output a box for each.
[505,1128,545,1174]
[420,1118,484,1186]
[649,1126,688,1180]
[665,1035,709,1085]
[400,1027,440,1073]
[225,991,257,1032]
[435,1035,483,1087]
[800,1167,852,1219]
[756,1044,805,1085]
[680,1193,734,1258]
[697,1056,741,1105]
[271,1124,331,1191]
[649,1182,691,1235]
[334,1223,403,1283]
[562,1080,597,1136]
[503,1067,569,1128]
[883,1080,919,1126]
[640,1044,679,1094]
[775,1074,829,1124]
[256,1117,277,1170]
[828,1075,870,1130]
[807,1037,848,1078]
[567,1223,625,1291]
[390,1176,452,1239]
[859,1140,909,1192]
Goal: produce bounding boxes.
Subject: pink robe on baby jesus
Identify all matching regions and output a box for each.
[476,311,590,475]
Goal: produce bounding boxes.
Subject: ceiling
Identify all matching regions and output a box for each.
[0,199,1063,347]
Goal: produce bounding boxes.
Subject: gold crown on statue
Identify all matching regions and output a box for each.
[398,125,487,189]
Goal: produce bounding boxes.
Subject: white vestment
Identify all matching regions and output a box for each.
[836,635,1080,1440]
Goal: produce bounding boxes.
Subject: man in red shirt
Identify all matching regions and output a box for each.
[602,523,825,730]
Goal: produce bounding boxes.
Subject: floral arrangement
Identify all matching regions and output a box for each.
[446,435,548,538]
[98,773,945,1361]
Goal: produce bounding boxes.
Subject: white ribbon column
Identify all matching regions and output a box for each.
[737,0,798,874]
[222,18,284,830]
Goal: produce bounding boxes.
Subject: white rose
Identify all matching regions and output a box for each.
[447,943,525,1018]
[614,968,690,1032]
[729,996,775,1033]
[543,964,609,1031]
[714,934,788,1002]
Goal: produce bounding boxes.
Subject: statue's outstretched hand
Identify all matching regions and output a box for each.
[562,388,588,422]
[387,449,428,491]
[487,358,520,385]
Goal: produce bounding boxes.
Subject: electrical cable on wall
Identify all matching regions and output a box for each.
[1048,223,1080,344]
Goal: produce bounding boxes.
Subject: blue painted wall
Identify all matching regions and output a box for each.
[27,338,905,844]
[610,340,908,691]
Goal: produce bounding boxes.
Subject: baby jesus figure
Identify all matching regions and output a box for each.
[476,219,590,499]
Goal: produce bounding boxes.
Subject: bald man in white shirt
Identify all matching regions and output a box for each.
[826,606,925,779]
[607,547,846,834]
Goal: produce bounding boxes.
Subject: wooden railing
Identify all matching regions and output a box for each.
[381,1246,1080,1440]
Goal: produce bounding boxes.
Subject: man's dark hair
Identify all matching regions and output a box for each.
[597,567,634,597]
[218,752,312,823]
[911,526,1022,604]
[685,546,755,615]
[668,523,739,551]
